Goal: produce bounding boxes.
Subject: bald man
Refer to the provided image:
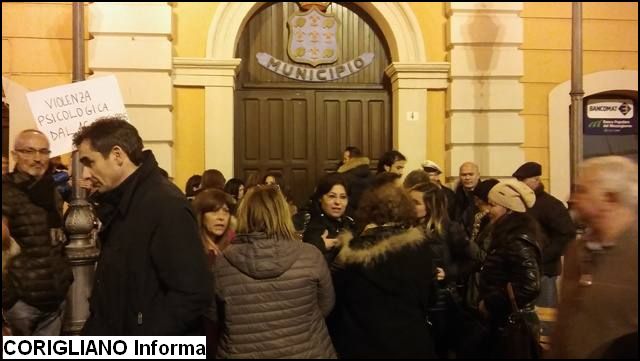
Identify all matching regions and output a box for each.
[2,130,73,336]
[453,162,481,238]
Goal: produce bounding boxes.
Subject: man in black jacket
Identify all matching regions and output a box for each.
[74,117,211,335]
[513,162,576,338]
[453,162,481,237]
[336,147,373,213]
[2,129,73,335]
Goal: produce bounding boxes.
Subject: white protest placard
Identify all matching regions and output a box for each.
[26,75,127,157]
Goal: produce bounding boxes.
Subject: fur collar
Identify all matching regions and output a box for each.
[337,157,370,173]
[336,226,425,267]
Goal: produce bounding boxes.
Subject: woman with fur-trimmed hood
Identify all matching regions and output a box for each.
[328,183,436,359]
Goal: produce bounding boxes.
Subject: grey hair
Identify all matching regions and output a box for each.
[580,156,638,210]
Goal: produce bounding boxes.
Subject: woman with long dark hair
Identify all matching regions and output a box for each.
[192,188,236,357]
[192,188,235,258]
[409,182,468,358]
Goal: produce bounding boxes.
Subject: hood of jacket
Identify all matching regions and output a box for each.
[336,225,425,267]
[223,232,303,279]
[335,225,427,293]
[337,157,371,175]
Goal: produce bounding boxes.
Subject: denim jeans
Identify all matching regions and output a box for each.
[5,300,65,336]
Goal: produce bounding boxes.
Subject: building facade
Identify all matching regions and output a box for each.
[2,2,638,202]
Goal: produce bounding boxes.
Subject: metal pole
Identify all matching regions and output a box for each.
[570,2,584,189]
[63,2,99,335]
[72,3,85,84]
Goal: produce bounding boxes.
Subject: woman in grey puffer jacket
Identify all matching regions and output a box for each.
[213,185,336,359]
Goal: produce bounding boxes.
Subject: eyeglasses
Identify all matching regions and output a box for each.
[14,148,52,157]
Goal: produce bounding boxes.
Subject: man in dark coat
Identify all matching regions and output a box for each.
[453,161,481,237]
[513,161,576,339]
[336,147,373,213]
[75,117,211,335]
[2,129,73,335]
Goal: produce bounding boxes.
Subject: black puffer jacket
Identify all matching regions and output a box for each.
[2,172,73,311]
[479,212,542,322]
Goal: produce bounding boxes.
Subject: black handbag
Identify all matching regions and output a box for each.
[493,283,542,359]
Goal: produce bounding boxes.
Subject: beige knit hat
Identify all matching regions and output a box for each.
[488,180,536,213]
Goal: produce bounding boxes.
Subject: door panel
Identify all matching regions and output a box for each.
[235,90,390,207]
[235,90,316,207]
[315,91,391,177]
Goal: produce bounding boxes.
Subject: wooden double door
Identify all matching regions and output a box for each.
[235,89,391,207]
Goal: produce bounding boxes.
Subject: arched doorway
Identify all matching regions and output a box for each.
[175,2,449,184]
[233,2,392,206]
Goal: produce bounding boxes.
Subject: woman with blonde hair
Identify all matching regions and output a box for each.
[213,185,336,359]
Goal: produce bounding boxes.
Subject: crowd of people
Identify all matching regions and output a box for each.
[2,116,637,359]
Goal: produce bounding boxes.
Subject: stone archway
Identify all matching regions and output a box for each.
[174,2,449,176]
[206,3,427,62]
[548,70,638,202]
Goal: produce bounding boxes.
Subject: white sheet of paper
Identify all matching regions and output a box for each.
[26,75,127,157]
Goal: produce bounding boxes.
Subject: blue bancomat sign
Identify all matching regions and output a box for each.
[584,98,637,135]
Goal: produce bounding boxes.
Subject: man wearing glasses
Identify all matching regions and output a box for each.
[2,129,73,335]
